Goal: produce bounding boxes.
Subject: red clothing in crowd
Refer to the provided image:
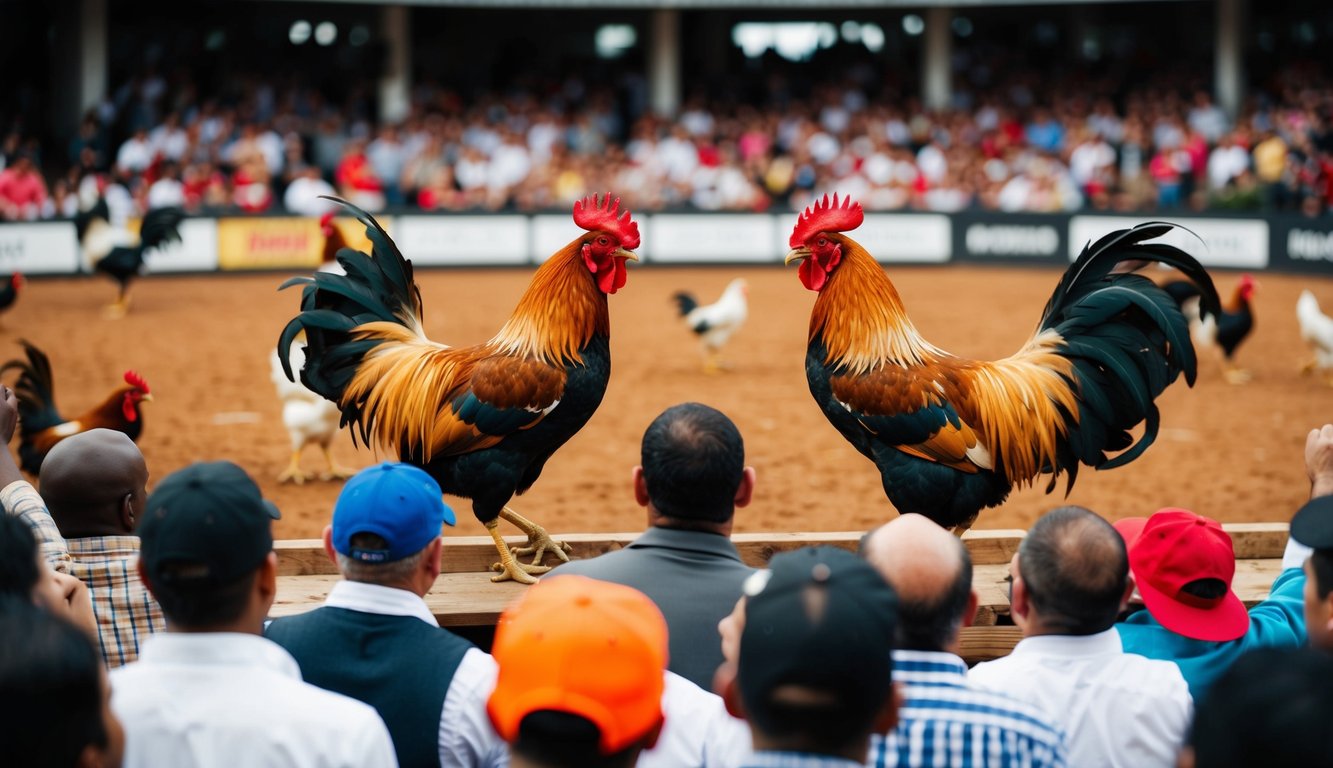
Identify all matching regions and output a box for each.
[0,167,48,214]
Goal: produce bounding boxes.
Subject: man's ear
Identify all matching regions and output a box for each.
[632,466,650,507]
[256,552,278,604]
[961,589,979,630]
[119,494,136,533]
[1008,554,1030,624]
[734,467,756,508]
[422,536,444,581]
[322,525,338,567]
[714,660,747,721]
[870,681,903,735]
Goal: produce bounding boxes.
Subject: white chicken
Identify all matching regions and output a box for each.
[271,340,353,483]
[672,277,749,374]
[1298,290,1333,385]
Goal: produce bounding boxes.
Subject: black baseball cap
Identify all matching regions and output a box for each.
[1290,496,1333,550]
[738,546,898,738]
[138,461,281,587]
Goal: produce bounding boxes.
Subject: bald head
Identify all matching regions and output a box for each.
[39,429,148,538]
[861,514,974,652]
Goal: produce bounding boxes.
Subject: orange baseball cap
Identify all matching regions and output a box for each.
[487,575,668,755]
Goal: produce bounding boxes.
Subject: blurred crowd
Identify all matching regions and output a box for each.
[1,60,1332,222]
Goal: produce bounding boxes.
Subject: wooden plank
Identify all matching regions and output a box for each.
[959,626,1023,664]
[1224,523,1290,560]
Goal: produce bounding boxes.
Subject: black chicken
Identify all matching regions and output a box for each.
[77,200,185,316]
[1164,274,1256,384]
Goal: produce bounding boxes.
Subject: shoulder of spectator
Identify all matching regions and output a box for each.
[1,478,71,566]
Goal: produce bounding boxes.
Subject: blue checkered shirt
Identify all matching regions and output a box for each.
[870,650,1068,768]
[741,752,866,768]
[3,480,164,667]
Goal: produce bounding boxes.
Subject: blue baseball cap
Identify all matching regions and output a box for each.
[332,462,456,563]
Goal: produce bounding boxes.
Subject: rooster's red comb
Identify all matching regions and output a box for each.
[573,193,640,251]
[319,212,336,228]
[789,193,864,249]
[123,370,150,394]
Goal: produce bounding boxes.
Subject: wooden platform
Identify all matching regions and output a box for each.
[269,523,1294,663]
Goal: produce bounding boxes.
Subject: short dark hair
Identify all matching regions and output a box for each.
[1311,549,1333,600]
[0,515,41,602]
[640,403,744,524]
[896,545,973,651]
[1191,647,1333,767]
[513,710,641,768]
[1019,506,1128,635]
[148,567,256,628]
[0,599,109,768]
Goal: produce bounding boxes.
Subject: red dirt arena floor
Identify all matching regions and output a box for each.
[5,263,1331,542]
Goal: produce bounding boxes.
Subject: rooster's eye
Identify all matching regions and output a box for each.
[597,236,609,246]
[817,237,828,247]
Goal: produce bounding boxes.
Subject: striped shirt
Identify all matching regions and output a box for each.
[2,480,164,667]
[742,752,866,768]
[870,650,1067,768]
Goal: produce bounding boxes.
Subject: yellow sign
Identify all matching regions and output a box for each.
[217,217,384,271]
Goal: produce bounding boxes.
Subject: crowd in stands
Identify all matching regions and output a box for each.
[3,366,1333,766]
[2,59,1333,223]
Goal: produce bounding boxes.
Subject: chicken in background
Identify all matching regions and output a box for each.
[785,194,1218,534]
[279,194,639,584]
[0,273,24,328]
[271,340,353,484]
[1164,273,1257,384]
[1297,290,1333,385]
[77,198,186,317]
[0,340,152,475]
[672,278,748,374]
[318,211,348,275]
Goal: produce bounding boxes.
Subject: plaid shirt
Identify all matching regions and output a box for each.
[2,480,164,667]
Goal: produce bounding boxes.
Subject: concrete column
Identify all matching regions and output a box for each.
[79,0,108,115]
[922,6,952,111]
[378,5,411,124]
[649,9,681,118]
[1215,0,1243,119]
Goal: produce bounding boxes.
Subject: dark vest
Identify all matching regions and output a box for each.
[266,607,473,768]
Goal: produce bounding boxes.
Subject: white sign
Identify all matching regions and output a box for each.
[0,222,80,274]
[394,216,529,266]
[532,215,586,264]
[857,214,952,263]
[650,214,777,263]
[1069,216,1268,269]
[144,219,219,272]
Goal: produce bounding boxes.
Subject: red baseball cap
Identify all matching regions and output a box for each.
[1115,508,1249,642]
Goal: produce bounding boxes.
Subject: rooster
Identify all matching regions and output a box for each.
[1297,290,1333,386]
[1164,274,1256,384]
[318,211,348,275]
[785,194,1218,533]
[271,341,353,484]
[0,273,23,328]
[673,278,748,374]
[77,199,185,316]
[278,194,639,583]
[0,340,152,475]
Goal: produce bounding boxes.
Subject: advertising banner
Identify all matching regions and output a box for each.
[953,212,1066,265]
[394,215,529,266]
[217,216,386,271]
[1070,215,1268,269]
[0,222,81,274]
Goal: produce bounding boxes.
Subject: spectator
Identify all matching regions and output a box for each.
[283,165,338,217]
[146,160,186,210]
[0,514,96,636]
[1182,647,1333,768]
[1114,506,1306,700]
[714,546,901,766]
[0,600,124,768]
[555,402,758,689]
[0,153,50,221]
[1253,130,1289,209]
[860,515,1068,767]
[335,138,386,212]
[114,128,153,177]
[1207,133,1250,191]
[969,506,1193,768]
[266,462,506,768]
[111,461,397,767]
[367,124,407,206]
[1288,423,1333,652]
[487,575,668,768]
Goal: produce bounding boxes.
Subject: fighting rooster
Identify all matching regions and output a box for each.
[673,278,749,374]
[77,199,185,316]
[1164,274,1256,384]
[318,211,348,275]
[279,194,638,583]
[785,194,1218,533]
[0,340,152,475]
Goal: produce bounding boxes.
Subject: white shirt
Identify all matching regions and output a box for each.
[969,628,1192,768]
[111,632,397,768]
[322,580,509,768]
[640,671,753,768]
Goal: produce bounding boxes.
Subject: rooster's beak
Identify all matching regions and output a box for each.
[784,247,811,265]
[139,394,154,403]
[616,248,639,262]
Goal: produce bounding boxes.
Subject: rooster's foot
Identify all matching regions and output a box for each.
[319,466,355,482]
[511,534,573,567]
[1223,368,1252,385]
[103,303,128,319]
[277,468,310,485]
[489,559,553,584]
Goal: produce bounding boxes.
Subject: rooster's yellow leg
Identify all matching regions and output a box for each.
[277,450,309,484]
[1223,362,1252,385]
[318,446,354,481]
[487,519,548,584]
[499,506,572,566]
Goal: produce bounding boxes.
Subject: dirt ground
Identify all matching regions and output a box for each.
[6,261,1331,542]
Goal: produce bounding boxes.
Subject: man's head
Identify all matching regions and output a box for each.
[1289,496,1333,650]
[718,546,900,760]
[137,461,281,632]
[324,462,455,595]
[40,429,149,539]
[1114,509,1248,642]
[860,514,976,652]
[0,600,124,768]
[1012,506,1132,636]
[637,403,753,530]
[488,575,667,768]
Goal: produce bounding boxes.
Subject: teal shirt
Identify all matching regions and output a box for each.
[1116,567,1307,702]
